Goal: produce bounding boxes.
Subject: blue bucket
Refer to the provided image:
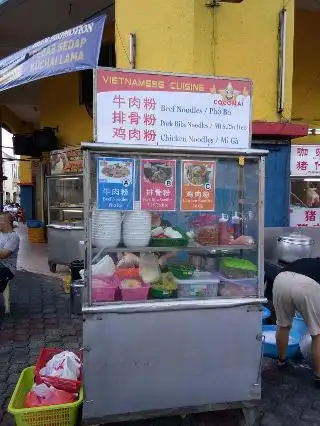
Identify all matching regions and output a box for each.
[262,325,300,359]
[262,306,271,324]
[292,312,308,337]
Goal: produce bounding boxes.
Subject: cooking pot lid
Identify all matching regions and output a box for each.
[278,232,314,245]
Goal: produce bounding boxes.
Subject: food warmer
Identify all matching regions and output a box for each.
[80,143,267,425]
[46,174,84,272]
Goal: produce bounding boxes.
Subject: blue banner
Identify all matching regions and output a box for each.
[97,157,135,211]
[0,14,105,92]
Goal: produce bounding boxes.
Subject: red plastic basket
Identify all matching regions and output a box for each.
[35,348,82,393]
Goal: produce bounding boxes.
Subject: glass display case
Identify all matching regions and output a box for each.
[85,152,261,304]
[46,174,84,273]
[47,174,84,225]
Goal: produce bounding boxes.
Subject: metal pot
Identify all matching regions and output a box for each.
[276,232,314,263]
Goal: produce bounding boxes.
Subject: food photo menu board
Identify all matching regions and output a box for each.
[140,159,176,211]
[97,157,217,212]
[97,157,135,210]
[180,161,216,211]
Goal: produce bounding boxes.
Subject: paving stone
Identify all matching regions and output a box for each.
[1,412,15,426]
[261,412,284,426]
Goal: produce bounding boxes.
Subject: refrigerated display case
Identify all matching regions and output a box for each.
[81,143,267,425]
[46,174,84,272]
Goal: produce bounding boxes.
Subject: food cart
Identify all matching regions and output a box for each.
[80,68,267,425]
[46,148,84,272]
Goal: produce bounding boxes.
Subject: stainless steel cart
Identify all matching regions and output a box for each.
[81,143,267,425]
[46,174,84,272]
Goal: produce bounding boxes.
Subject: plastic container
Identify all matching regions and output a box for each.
[8,366,83,426]
[150,227,189,247]
[292,312,308,337]
[262,325,300,359]
[115,268,140,279]
[196,225,219,246]
[92,276,119,302]
[120,279,150,301]
[218,276,258,297]
[151,288,177,299]
[177,272,219,298]
[35,348,82,393]
[218,213,229,245]
[262,306,271,324]
[167,264,195,279]
[26,220,43,228]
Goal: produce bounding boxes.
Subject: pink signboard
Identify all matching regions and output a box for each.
[140,159,176,211]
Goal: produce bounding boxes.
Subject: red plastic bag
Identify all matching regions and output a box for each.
[25,383,75,408]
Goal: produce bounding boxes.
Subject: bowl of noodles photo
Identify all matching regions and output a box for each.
[143,162,173,184]
[185,164,212,187]
[100,162,131,181]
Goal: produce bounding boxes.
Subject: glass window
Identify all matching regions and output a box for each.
[87,153,261,304]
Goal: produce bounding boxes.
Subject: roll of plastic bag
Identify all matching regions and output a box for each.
[300,333,312,363]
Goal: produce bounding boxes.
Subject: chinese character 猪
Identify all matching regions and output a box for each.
[143,129,156,142]
[113,95,126,108]
[113,127,126,140]
[112,111,126,124]
[186,191,193,198]
[129,129,141,140]
[144,114,156,126]
[305,210,316,222]
[296,161,308,171]
[128,112,140,125]
[143,97,156,110]
[129,97,141,109]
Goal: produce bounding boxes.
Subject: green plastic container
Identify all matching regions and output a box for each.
[168,264,195,279]
[150,228,189,247]
[151,288,177,299]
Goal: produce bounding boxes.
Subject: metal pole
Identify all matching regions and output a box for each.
[0,106,3,212]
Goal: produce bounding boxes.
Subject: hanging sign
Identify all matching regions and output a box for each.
[97,157,134,210]
[0,15,105,92]
[181,160,215,211]
[291,145,320,176]
[95,69,252,149]
[50,148,83,175]
[290,207,320,227]
[140,159,176,211]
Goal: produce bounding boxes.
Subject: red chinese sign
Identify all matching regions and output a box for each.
[290,207,320,227]
[140,159,176,211]
[291,145,320,176]
[95,69,252,149]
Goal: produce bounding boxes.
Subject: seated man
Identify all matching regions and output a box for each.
[0,212,20,293]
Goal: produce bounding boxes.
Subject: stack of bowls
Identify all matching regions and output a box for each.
[92,210,122,248]
[123,202,151,248]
